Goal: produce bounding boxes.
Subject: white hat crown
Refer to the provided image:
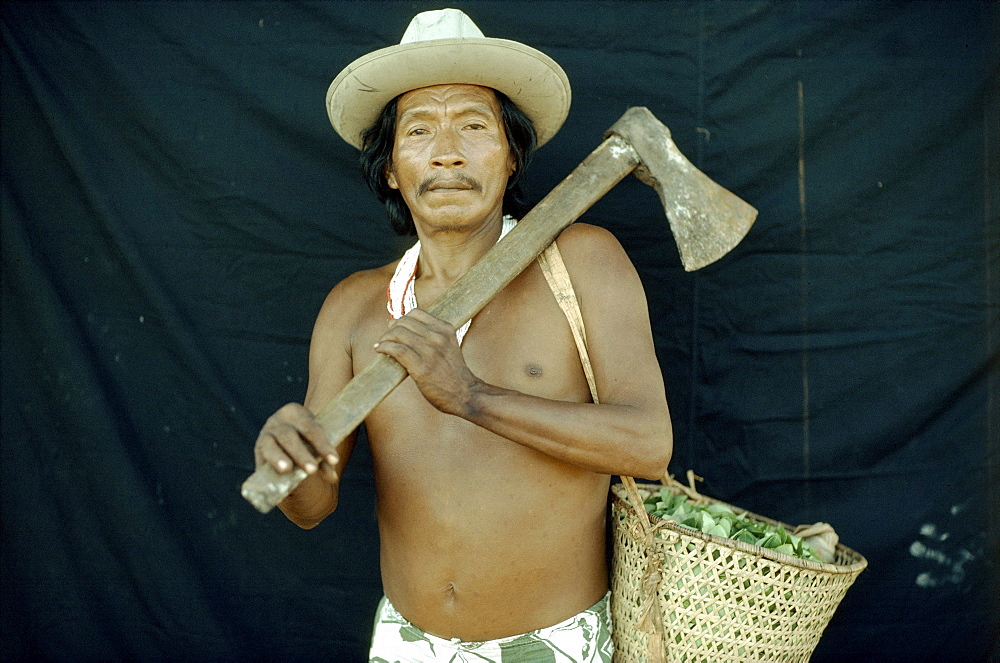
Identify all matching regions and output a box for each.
[327,8,571,149]
[400,8,485,43]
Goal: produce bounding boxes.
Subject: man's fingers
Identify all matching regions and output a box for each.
[373,339,422,368]
[300,421,338,467]
[258,403,337,474]
[319,460,340,484]
[252,402,344,493]
[377,316,456,363]
[379,321,428,346]
[387,309,456,339]
[270,422,320,474]
[258,427,340,480]
[256,431,296,473]
[405,308,453,330]
[382,319,440,347]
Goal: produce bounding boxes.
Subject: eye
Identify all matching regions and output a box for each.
[465,122,487,130]
[408,127,429,136]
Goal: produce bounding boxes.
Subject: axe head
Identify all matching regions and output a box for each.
[607,107,758,271]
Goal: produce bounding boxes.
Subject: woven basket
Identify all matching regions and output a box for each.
[610,475,867,662]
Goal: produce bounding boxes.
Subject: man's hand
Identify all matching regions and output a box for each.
[254,403,340,484]
[373,308,480,417]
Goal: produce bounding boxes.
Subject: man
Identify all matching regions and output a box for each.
[254,9,672,662]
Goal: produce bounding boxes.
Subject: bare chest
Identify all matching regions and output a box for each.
[352,264,589,408]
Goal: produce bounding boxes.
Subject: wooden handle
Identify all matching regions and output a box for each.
[242,134,640,513]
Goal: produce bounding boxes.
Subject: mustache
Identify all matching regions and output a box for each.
[418,174,481,195]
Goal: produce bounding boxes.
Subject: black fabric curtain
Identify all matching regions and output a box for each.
[2,2,997,660]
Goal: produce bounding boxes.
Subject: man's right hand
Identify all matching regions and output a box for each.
[254,403,340,484]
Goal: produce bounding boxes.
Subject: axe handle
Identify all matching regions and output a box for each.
[242,134,640,513]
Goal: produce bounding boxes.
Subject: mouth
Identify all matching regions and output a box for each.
[421,178,477,195]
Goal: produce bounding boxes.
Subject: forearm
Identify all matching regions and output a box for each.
[277,472,339,529]
[462,381,672,479]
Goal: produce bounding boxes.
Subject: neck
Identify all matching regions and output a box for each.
[413,210,506,285]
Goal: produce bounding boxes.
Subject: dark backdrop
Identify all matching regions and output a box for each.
[2,2,997,661]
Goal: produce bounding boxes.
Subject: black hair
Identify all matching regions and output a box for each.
[359,89,537,236]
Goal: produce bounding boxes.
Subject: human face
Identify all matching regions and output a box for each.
[386,84,515,233]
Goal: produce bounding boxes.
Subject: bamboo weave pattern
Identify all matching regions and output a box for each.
[610,481,867,662]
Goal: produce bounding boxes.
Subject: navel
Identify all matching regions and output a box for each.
[524,363,543,378]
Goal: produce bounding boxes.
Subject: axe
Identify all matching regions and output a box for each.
[241,107,757,513]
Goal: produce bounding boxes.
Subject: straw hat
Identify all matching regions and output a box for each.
[326,8,571,149]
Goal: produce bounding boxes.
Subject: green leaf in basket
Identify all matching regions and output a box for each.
[700,511,717,533]
[799,541,823,562]
[706,503,734,517]
[681,515,700,530]
[707,524,729,538]
[637,489,838,561]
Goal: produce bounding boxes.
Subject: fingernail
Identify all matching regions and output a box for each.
[277,460,289,472]
[305,462,317,474]
[327,454,338,465]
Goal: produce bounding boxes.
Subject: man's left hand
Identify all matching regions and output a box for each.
[374,308,480,417]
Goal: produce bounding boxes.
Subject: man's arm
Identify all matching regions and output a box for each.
[374,224,673,480]
[253,274,367,528]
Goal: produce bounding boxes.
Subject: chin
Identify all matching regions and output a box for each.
[420,208,497,231]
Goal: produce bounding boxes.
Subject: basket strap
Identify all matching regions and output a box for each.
[538,241,667,662]
[537,241,648,520]
[537,242,599,405]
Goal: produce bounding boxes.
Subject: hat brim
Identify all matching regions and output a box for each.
[327,37,571,149]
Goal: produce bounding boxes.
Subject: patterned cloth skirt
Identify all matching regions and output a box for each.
[369,592,613,662]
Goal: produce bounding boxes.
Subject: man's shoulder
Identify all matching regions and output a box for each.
[332,260,399,297]
[555,222,621,255]
[554,222,637,284]
[316,260,398,323]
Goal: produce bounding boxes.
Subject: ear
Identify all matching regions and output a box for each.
[507,154,516,177]
[385,165,398,190]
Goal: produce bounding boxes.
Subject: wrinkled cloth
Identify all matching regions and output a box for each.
[369,592,613,662]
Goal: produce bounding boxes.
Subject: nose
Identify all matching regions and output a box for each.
[429,128,465,168]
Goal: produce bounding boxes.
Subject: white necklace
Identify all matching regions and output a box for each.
[386,215,516,345]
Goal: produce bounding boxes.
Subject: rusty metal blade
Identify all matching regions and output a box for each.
[607,107,758,271]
